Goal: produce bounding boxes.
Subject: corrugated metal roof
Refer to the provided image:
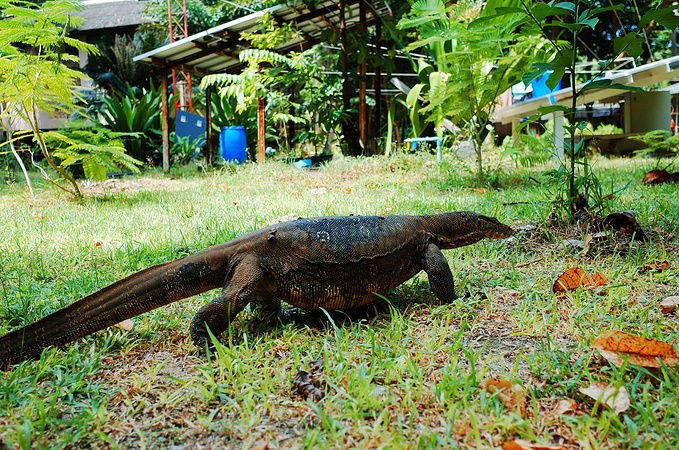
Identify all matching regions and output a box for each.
[134,0,392,75]
[74,0,153,32]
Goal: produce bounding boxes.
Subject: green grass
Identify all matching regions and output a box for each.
[0,152,678,448]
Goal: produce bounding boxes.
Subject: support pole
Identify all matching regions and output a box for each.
[553,111,564,160]
[161,74,170,173]
[205,84,213,163]
[373,15,382,139]
[258,95,265,163]
[358,0,367,149]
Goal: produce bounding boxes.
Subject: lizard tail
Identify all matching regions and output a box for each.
[0,251,226,367]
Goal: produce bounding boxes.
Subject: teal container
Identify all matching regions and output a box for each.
[219,126,247,163]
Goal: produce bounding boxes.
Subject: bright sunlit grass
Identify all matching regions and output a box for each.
[0,152,677,448]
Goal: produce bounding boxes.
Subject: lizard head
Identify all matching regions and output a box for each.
[475,214,515,240]
[434,211,514,248]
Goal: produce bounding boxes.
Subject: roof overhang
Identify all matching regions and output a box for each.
[494,55,679,124]
[134,0,391,76]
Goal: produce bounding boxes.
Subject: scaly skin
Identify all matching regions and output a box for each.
[0,211,513,367]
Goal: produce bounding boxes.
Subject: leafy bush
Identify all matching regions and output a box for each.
[46,121,142,180]
[100,84,163,162]
[632,130,679,158]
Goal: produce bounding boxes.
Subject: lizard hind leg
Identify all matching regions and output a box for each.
[189,290,247,352]
[190,259,267,351]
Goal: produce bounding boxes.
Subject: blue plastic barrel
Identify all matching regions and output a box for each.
[220,126,247,163]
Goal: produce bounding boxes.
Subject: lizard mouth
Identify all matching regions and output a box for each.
[477,215,515,239]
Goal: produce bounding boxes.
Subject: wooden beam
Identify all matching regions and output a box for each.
[160,74,170,173]
[358,0,367,148]
[205,84,213,164]
[258,96,265,163]
[373,6,382,138]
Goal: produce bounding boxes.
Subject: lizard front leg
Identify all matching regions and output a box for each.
[421,243,458,302]
[189,257,268,350]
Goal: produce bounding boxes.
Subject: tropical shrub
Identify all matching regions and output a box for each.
[47,121,142,180]
[100,84,163,162]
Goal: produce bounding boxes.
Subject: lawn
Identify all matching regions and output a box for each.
[0,152,678,449]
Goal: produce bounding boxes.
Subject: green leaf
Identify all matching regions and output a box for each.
[579,17,599,29]
[522,63,553,86]
[536,105,569,116]
[640,5,679,30]
[554,2,575,12]
[614,33,643,58]
[546,65,566,91]
[579,79,644,93]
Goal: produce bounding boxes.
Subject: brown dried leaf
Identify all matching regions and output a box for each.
[592,330,679,368]
[251,441,269,450]
[660,296,679,315]
[292,358,325,401]
[581,233,593,256]
[642,169,679,185]
[115,319,134,332]
[550,399,578,417]
[579,381,630,415]
[480,378,526,418]
[502,439,568,450]
[603,211,647,241]
[640,261,671,273]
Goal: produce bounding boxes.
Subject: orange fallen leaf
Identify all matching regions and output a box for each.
[592,330,679,368]
[640,261,671,273]
[344,187,352,194]
[115,319,134,332]
[660,296,679,315]
[587,271,608,287]
[553,267,607,293]
[480,378,526,418]
[553,267,585,292]
[502,439,567,450]
[579,381,630,415]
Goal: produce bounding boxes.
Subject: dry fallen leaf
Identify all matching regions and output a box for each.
[592,330,679,368]
[115,319,134,332]
[603,211,647,241]
[642,169,679,185]
[550,399,579,417]
[251,440,269,450]
[660,296,679,315]
[553,267,607,293]
[502,439,568,450]
[480,378,526,418]
[640,261,671,273]
[579,381,630,415]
